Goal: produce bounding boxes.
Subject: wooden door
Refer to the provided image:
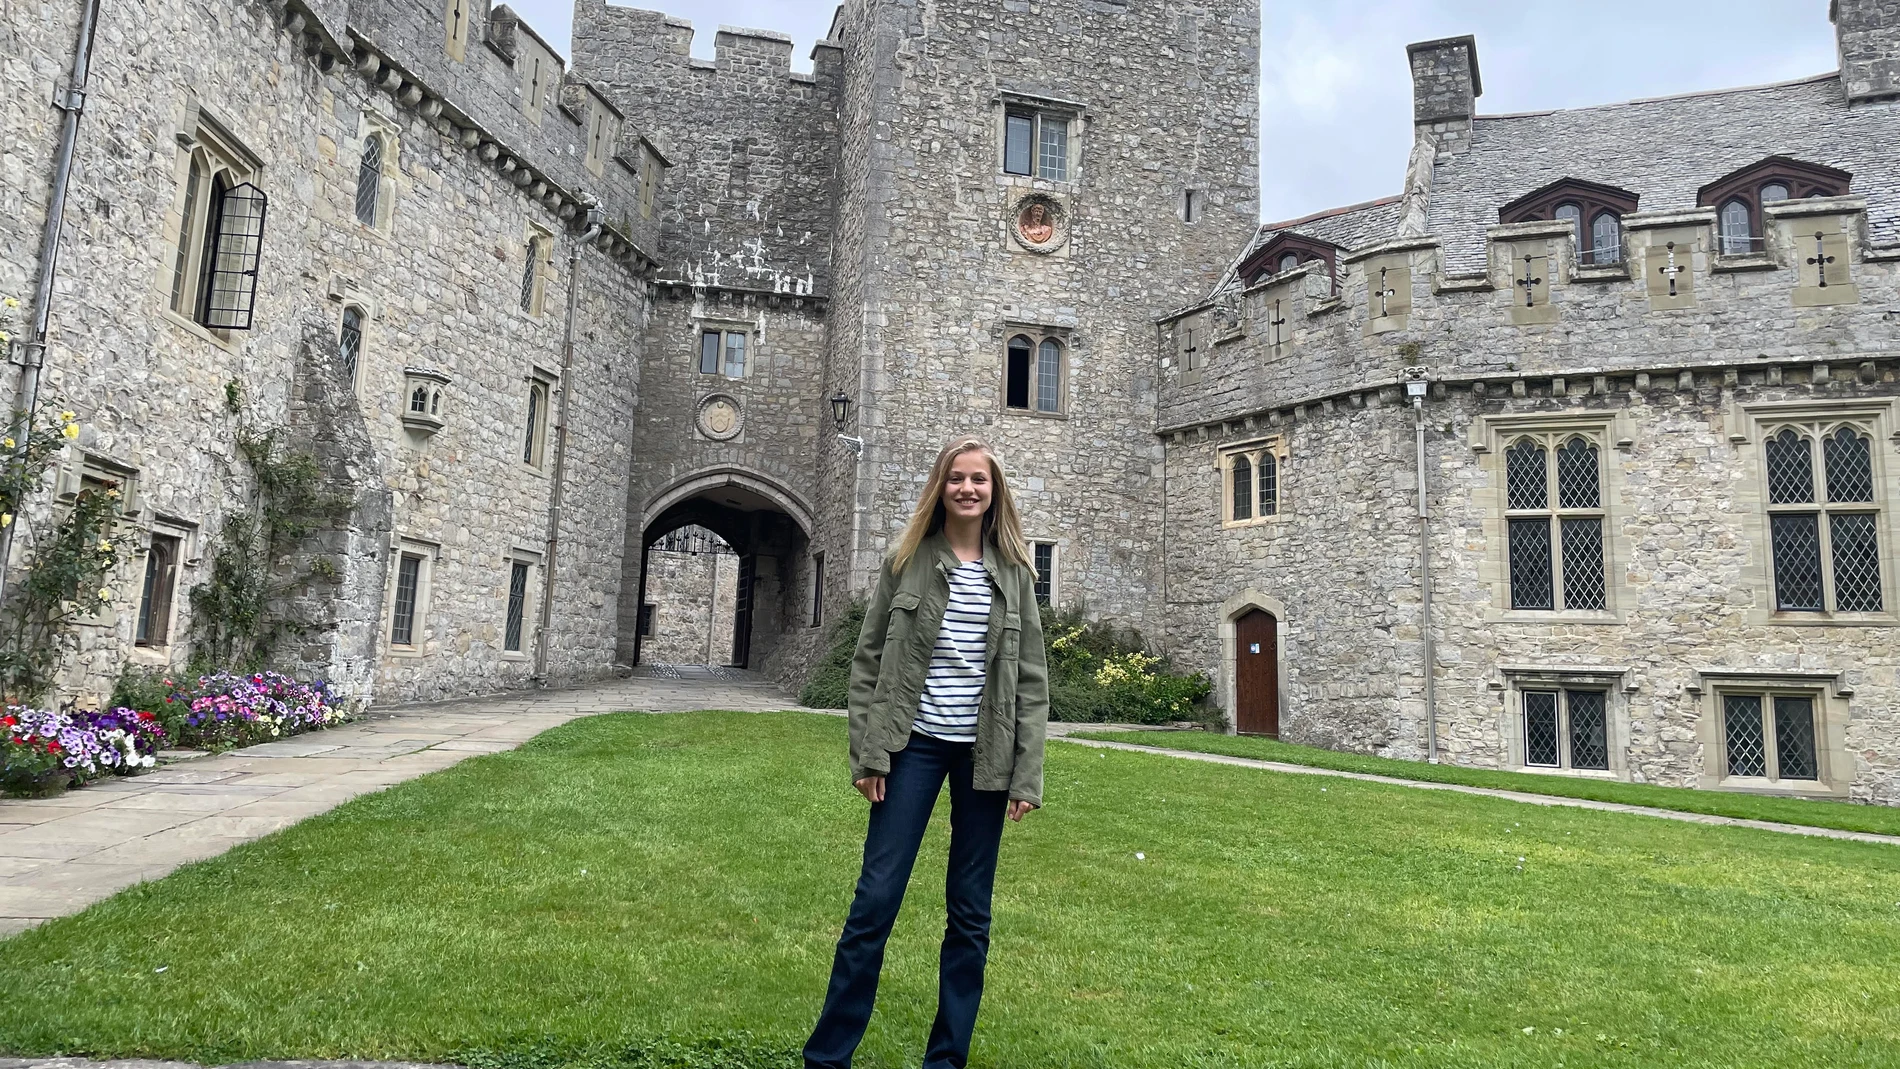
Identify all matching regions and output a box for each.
[1234,609,1279,736]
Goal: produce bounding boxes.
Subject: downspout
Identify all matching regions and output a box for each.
[0,0,103,607]
[1407,370,1438,762]
[531,202,604,682]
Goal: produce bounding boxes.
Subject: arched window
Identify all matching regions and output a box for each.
[1554,203,1582,250]
[1231,455,1253,522]
[1005,335,1033,410]
[520,235,546,314]
[355,135,383,227]
[1699,156,1850,256]
[1278,252,1299,274]
[1764,422,1884,614]
[1036,338,1061,413]
[1239,234,1341,290]
[410,384,430,414]
[339,305,364,388]
[1589,212,1622,266]
[1498,178,1637,267]
[1719,200,1754,255]
[1504,435,1606,612]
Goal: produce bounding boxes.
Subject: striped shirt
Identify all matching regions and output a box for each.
[913,559,992,742]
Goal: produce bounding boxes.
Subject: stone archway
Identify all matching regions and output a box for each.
[621,467,816,677]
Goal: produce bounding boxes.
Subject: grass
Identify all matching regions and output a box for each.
[2,711,1898,1068]
[1061,729,1900,838]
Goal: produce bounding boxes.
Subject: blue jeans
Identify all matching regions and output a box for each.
[805,731,1009,1069]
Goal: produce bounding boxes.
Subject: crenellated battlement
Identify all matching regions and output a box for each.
[571,1,838,97]
[268,0,661,264]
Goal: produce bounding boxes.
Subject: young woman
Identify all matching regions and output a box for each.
[804,436,1050,1069]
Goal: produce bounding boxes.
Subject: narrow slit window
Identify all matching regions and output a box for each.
[699,331,720,374]
[1004,112,1034,176]
[391,553,422,646]
[1232,455,1253,522]
[1033,543,1054,605]
[523,379,549,467]
[1258,453,1278,517]
[1037,118,1068,181]
[504,560,529,653]
[135,534,180,648]
[1036,338,1061,412]
[724,332,746,378]
[355,135,383,227]
[338,305,364,389]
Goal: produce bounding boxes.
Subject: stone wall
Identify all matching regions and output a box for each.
[639,540,739,665]
[3,0,650,706]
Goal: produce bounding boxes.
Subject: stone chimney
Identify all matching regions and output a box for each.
[1833,0,1900,103]
[1407,35,1481,127]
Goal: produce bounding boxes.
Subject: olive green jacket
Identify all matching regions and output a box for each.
[847,531,1050,806]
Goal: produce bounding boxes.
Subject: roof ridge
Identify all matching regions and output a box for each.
[1260,194,1402,233]
[1476,71,1839,122]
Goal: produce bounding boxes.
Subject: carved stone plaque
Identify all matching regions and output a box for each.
[696,394,742,441]
[1009,195,1068,253]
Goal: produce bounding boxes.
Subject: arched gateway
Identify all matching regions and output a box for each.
[620,467,816,674]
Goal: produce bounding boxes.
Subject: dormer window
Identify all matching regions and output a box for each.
[1699,156,1850,256]
[1499,178,1638,267]
[1238,233,1340,292]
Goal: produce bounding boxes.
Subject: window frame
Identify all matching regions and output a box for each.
[1692,672,1851,796]
[501,550,540,658]
[1499,668,1630,778]
[1498,177,1638,267]
[521,371,554,470]
[1219,437,1288,528]
[1760,420,1886,617]
[1518,687,1613,772]
[810,551,825,628]
[519,224,553,317]
[338,303,366,392]
[998,99,1079,183]
[1238,232,1341,291]
[1698,155,1851,256]
[134,531,182,650]
[696,324,749,379]
[1502,431,1609,614]
[163,108,265,336]
[1002,328,1068,417]
[1032,541,1056,606]
[385,539,438,655]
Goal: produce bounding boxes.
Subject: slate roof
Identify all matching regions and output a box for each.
[1428,73,1900,272]
[1216,195,1403,293]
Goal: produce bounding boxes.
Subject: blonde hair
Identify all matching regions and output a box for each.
[889,436,1033,574]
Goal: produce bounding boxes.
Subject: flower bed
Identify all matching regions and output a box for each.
[2,671,348,797]
[2,706,164,796]
[172,671,346,750]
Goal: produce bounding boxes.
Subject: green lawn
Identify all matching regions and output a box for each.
[4,711,1900,1069]
[1061,730,1900,838]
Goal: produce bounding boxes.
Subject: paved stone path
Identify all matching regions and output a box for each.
[0,668,808,936]
[1057,735,1900,847]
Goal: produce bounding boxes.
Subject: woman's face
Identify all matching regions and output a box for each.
[941,450,993,524]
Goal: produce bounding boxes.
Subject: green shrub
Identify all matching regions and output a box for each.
[110,665,185,736]
[798,597,1213,724]
[797,598,865,709]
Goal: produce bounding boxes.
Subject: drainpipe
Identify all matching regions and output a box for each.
[531,201,604,682]
[1404,367,1437,762]
[0,0,103,608]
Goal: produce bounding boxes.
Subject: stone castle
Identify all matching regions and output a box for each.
[4,0,1898,804]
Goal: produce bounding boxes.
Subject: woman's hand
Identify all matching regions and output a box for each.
[854,775,886,804]
[1007,800,1034,822]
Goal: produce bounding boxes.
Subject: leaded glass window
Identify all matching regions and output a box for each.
[1222,443,1286,525]
[338,305,363,389]
[1278,252,1300,274]
[1589,212,1622,265]
[1032,542,1054,606]
[1036,338,1061,412]
[1723,692,1821,782]
[391,553,422,646]
[520,235,546,314]
[1258,453,1278,517]
[1554,203,1582,251]
[1521,689,1610,771]
[1719,199,1754,254]
[504,560,529,653]
[355,134,383,227]
[1764,422,1885,614]
[1231,455,1253,522]
[1759,182,1789,205]
[1505,434,1606,611]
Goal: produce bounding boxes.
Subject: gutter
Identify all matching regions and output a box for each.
[0,0,102,606]
[531,200,604,682]
[1406,370,1438,762]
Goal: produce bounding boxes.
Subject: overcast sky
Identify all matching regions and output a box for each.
[509,1,1839,223]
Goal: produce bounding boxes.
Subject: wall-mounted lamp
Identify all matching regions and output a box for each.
[830,391,864,457]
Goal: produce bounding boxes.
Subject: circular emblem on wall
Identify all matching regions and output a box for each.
[1010,194,1068,253]
[695,394,743,441]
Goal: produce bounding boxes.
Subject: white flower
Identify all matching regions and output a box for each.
[1134,852,1145,860]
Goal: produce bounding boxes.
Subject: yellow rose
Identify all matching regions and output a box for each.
[59,410,75,422]
[98,540,113,552]
[2,297,19,308]
[2,438,12,449]
[97,588,111,602]
[0,332,10,345]
[62,423,79,440]
[0,514,11,528]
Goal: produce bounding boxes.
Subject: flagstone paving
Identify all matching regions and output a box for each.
[0,668,810,937]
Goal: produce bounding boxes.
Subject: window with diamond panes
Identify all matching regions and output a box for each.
[355,134,384,227]
[1764,423,1884,614]
[1505,435,1606,611]
[1722,692,1820,781]
[1522,689,1610,770]
[1231,455,1252,522]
